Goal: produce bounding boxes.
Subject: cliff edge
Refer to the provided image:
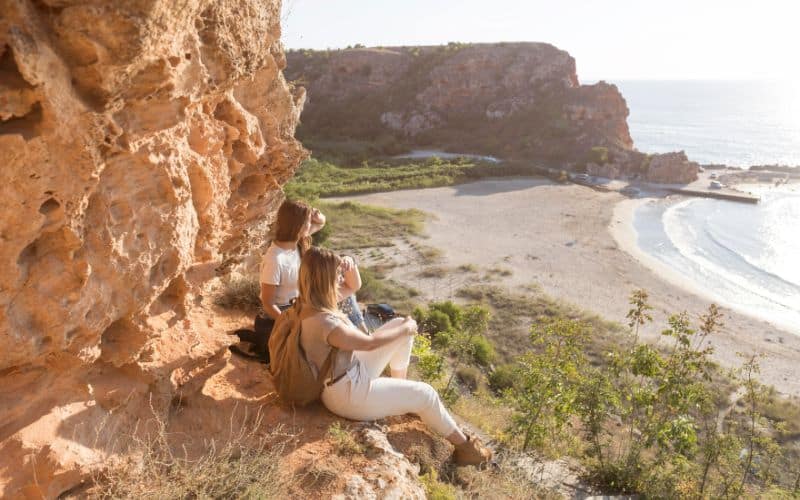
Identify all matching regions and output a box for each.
[287,43,698,183]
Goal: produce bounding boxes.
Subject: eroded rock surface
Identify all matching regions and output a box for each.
[0,0,305,496]
[287,43,699,183]
[286,43,633,164]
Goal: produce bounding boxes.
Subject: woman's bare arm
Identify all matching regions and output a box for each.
[327,317,416,351]
[260,284,282,320]
[336,256,362,300]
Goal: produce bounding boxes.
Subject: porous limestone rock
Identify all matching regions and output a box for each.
[0,0,305,496]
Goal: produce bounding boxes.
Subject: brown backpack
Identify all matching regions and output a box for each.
[268,302,338,406]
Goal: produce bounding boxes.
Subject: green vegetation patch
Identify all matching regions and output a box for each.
[285,157,545,200]
[456,284,623,364]
[356,266,419,313]
[286,157,478,199]
[315,200,425,250]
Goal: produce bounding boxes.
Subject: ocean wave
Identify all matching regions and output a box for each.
[703,225,800,291]
[661,201,800,315]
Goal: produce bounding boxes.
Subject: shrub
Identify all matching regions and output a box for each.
[418,266,447,279]
[422,310,452,335]
[214,273,261,311]
[327,422,363,456]
[428,301,462,328]
[419,470,457,500]
[589,146,610,165]
[489,364,518,393]
[455,365,482,393]
[507,317,590,451]
[412,335,445,383]
[469,335,496,366]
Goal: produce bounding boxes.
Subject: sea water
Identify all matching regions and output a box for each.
[618,80,800,333]
[615,80,800,168]
[635,186,800,334]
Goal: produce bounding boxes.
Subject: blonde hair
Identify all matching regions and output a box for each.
[298,247,342,313]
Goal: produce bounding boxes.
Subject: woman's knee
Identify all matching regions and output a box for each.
[415,381,441,407]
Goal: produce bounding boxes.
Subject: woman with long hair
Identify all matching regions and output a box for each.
[235,199,325,359]
[297,247,492,466]
[237,199,366,360]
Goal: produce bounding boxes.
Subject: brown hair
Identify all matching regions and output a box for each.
[273,199,312,254]
[298,247,341,313]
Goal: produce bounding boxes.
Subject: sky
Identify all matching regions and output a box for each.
[280,0,800,81]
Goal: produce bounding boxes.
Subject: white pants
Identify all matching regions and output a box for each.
[321,318,459,437]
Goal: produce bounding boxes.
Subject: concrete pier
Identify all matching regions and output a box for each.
[667,187,760,204]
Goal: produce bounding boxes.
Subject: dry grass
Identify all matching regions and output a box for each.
[317,200,426,250]
[452,391,514,444]
[411,242,444,265]
[357,266,420,313]
[214,273,262,312]
[88,409,290,499]
[488,266,513,277]
[327,422,364,456]
[451,459,559,500]
[419,265,449,279]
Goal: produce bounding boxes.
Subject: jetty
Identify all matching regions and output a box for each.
[666,187,760,204]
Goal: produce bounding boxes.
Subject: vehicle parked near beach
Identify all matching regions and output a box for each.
[709,180,723,189]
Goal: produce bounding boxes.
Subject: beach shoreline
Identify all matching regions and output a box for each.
[340,177,800,397]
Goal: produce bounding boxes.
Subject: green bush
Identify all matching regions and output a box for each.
[456,365,482,393]
[428,301,462,328]
[469,335,496,366]
[424,310,452,335]
[589,146,609,165]
[412,335,445,383]
[489,364,518,393]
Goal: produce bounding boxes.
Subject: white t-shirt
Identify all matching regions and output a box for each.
[259,244,301,306]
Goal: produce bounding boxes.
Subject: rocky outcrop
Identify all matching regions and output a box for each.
[586,150,699,184]
[644,151,700,184]
[0,0,305,496]
[286,43,633,162]
[286,43,633,164]
[287,43,701,183]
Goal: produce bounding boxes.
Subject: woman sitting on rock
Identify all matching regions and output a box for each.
[297,246,492,466]
[236,199,366,360]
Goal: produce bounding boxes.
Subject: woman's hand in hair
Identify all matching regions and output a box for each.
[309,207,326,235]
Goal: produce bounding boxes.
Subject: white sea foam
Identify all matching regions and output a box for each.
[636,189,800,334]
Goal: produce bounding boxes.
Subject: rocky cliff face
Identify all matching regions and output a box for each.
[0,0,305,495]
[286,43,633,164]
[287,43,698,183]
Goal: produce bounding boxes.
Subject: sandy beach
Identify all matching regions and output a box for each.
[341,178,800,397]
